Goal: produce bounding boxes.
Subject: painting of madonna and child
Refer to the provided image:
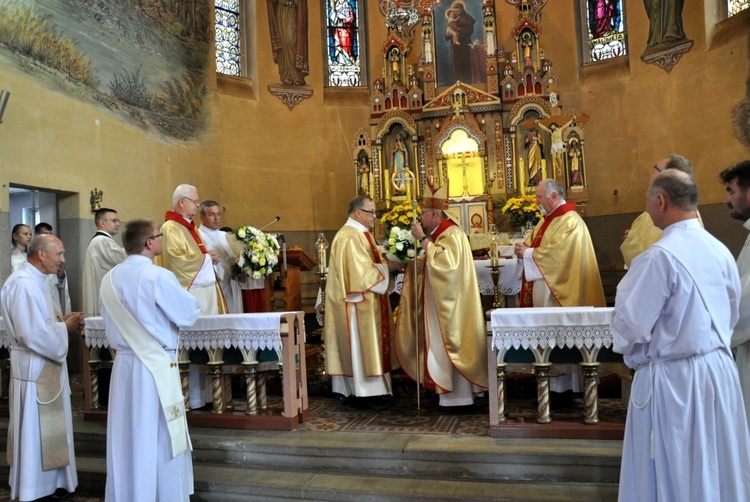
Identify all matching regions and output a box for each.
[434,0,487,88]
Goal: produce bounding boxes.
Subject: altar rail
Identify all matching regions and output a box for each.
[82,312,308,430]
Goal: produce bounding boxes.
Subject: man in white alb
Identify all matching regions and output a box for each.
[613,170,750,501]
[1,234,84,501]
[198,200,242,314]
[721,160,750,430]
[101,218,200,501]
[82,207,127,317]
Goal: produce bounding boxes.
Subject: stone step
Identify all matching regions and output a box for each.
[0,419,621,500]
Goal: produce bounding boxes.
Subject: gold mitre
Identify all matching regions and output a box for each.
[422,182,449,210]
[422,183,461,226]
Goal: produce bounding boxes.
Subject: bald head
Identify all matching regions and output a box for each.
[27,234,66,275]
[646,170,699,229]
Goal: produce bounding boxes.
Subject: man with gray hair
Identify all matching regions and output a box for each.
[159,184,227,315]
[613,169,750,501]
[514,178,605,308]
[1,234,84,501]
[621,154,696,268]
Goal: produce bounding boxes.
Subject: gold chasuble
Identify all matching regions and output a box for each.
[159,211,227,314]
[620,210,703,269]
[520,203,605,307]
[620,211,662,269]
[395,221,488,391]
[325,226,398,377]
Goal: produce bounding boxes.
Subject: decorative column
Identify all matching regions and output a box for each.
[88,359,101,410]
[208,362,224,414]
[258,371,268,411]
[581,362,600,424]
[496,362,507,423]
[179,360,191,412]
[223,374,234,412]
[533,362,552,424]
[243,361,258,416]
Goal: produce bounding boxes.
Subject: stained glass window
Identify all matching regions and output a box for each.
[584,0,627,62]
[215,0,241,76]
[728,0,749,16]
[326,0,362,86]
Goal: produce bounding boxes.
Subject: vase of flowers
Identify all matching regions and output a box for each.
[380,202,422,263]
[231,226,280,280]
[500,195,542,231]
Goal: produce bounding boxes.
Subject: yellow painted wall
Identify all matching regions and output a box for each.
[0,1,747,229]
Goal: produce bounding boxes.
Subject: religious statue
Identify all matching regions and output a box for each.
[525,129,543,186]
[391,133,408,172]
[521,31,534,68]
[568,138,583,186]
[267,0,309,86]
[90,188,103,212]
[535,115,575,178]
[644,0,686,47]
[389,47,401,84]
[357,155,370,195]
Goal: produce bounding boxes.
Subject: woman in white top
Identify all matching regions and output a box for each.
[10,224,32,272]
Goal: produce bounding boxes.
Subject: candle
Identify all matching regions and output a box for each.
[489,224,499,267]
[318,248,326,273]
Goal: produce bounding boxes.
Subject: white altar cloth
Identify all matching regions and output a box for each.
[474,258,523,296]
[84,313,300,352]
[491,307,614,352]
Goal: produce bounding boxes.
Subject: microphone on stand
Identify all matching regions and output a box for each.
[258,216,281,230]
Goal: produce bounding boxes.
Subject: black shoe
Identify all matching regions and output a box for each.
[365,396,389,411]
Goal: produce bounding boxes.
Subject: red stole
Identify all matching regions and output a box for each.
[520,202,576,307]
[164,211,229,313]
[364,231,393,373]
[164,211,208,253]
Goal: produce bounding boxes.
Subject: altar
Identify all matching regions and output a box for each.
[488,307,624,439]
[82,312,308,430]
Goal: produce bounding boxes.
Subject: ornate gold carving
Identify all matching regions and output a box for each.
[640,39,694,74]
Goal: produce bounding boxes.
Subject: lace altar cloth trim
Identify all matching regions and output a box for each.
[84,313,291,351]
[491,306,615,351]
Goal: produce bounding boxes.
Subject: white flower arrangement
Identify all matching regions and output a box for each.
[231,226,280,280]
[386,225,420,263]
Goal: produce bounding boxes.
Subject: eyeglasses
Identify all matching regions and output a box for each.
[145,233,163,246]
[652,165,664,174]
[359,209,376,215]
[182,197,201,206]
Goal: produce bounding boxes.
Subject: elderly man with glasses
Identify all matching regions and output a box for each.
[325,196,402,410]
[620,154,697,268]
[82,207,127,317]
[158,184,227,316]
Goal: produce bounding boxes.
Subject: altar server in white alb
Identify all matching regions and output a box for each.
[1,234,84,501]
[720,159,750,431]
[81,207,127,317]
[101,218,200,501]
[612,169,750,501]
[198,200,242,314]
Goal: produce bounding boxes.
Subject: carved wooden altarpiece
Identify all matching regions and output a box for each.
[355,0,595,238]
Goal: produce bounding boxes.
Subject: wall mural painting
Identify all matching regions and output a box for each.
[0,0,211,140]
[433,0,486,88]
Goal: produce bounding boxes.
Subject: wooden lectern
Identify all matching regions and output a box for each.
[279,247,316,311]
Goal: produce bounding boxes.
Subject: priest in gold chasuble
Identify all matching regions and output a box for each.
[515,179,605,308]
[396,185,488,407]
[325,196,401,398]
[620,155,698,268]
[158,184,227,316]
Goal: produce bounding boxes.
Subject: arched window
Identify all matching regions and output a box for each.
[578,0,628,64]
[215,0,242,76]
[324,0,368,87]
